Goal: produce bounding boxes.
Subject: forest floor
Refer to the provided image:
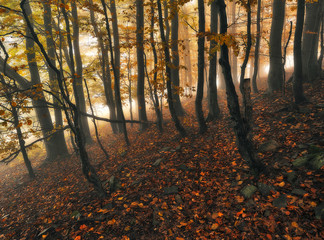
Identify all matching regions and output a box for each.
[0,79,323,240]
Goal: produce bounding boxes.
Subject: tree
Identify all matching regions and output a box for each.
[207,0,221,121]
[157,0,186,137]
[302,0,323,82]
[136,0,149,131]
[267,0,286,93]
[195,0,207,134]
[293,0,307,104]
[170,0,185,116]
[252,0,261,93]
[218,0,264,174]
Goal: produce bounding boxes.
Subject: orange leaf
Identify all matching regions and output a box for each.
[291,222,298,228]
[74,236,81,240]
[278,182,285,187]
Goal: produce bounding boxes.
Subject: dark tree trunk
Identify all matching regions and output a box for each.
[21,0,107,196]
[157,0,186,137]
[267,0,286,93]
[136,0,149,131]
[302,1,323,82]
[109,0,124,133]
[71,1,92,144]
[293,0,307,104]
[207,0,221,121]
[24,1,62,161]
[239,0,252,94]
[101,0,130,145]
[88,0,118,133]
[252,0,261,93]
[195,0,208,134]
[150,0,163,132]
[217,0,264,174]
[170,0,185,116]
[42,0,69,156]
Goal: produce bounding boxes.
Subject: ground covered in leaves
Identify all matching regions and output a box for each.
[0,80,323,240]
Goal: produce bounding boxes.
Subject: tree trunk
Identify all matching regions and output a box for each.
[136,0,149,131]
[170,0,185,116]
[42,0,69,156]
[24,1,62,161]
[71,1,92,144]
[109,0,124,133]
[207,0,221,122]
[196,0,208,134]
[88,0,118,133]
[157,0,186,137]
[302,1,323,82]
[252,0,261,93]
[218,0,264,174]
[293,0,307,104]
[231,1,238,85]
[267,0,286,93]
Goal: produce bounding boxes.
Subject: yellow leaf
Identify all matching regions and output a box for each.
[124,226,131,231]
[291,222,298,228]
[211,223,219,230]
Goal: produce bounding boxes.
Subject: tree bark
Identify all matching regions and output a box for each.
[42,0,69,155]
[88,0,118,133]
[24,1,63,161]
[195,0,208,134]
[136,0,149,131]
[293,0,307,104]
[157,0,186,137]
[267,0,286,93]
[302,1,323,82]
[252,0,261,93]
[207,0,221,122]
[170,0,185,116]
[218,0,264,174]
[71,1,92,144]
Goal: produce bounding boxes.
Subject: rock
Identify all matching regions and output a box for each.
[286,171,297,184]
[109,176,121,193]
[175,194,183,204]
[273,194,287,208]
[160,147,171,152]
[241,185,257,199]
[308,152,324,170]
[245,199,255,207]
[152,158,164,167]
[257,183,273,196]
[70,210,81,220]
[314,202,324,220]
[297,144,308,149]
[163,186,178,195]
[264,210,271,217]
[292,155,310,167]
[258,140,280,152]
[178,164,192,172]
[175,145,182,151]
[315,103,324,108]
[291,188,307,196]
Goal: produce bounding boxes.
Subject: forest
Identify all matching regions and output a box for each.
[0,0,323,239]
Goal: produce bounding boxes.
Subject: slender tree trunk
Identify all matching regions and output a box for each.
[136,0,149,131]
[24,1,61,161]
[150,0,163,131]
[231,1,238,85]
[293,0,307,104]
[207,0,221,122]
[71,1,92,144]
[109,0,124,133]
[196,0,207,134]
[157,0,186,136]
[302,0,323,82]
[170,0,185,116]
[252,0,261,93]
[42,0,69,155]
[267,0,286,93]
[21,0,107,196]
[88,0,118,133]
[218,0,264,174]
